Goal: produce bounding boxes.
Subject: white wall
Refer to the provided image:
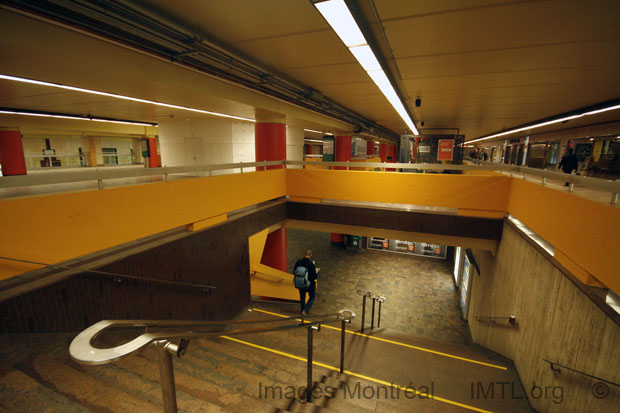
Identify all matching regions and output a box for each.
[159,118,304,171]
[286,126,304,169]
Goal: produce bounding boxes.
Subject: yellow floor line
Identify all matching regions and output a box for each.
[251,307,507,371]
[221,335,496,413]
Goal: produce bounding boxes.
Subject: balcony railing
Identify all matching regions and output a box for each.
[1,160,618,204]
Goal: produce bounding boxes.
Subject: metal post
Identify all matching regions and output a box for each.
[542,176,547,185]
[569,182,574,192]
[157,342,178,413]
[361,295,366,333]
[306,326,313,403]
[340,319,345,374]
[612,192,618,205]
[371,298,376,330]
[377,301,382,328]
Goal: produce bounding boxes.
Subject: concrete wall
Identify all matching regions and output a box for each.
[469,222,620,412]
[159,119,304,171]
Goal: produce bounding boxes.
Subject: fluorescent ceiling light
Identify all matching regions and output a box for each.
[0,109,156,126]
[349,45,381,71]
[304,138,324,143]
[468,103,620,144]
[314,0,419,135]
[315,0,365,47]
[303,128,325,134]
[0,74,256,123]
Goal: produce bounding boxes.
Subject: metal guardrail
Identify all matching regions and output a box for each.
[475,315,517,326]
[1,159,618,204]
[70,309,355,412]
[357,290,386,333]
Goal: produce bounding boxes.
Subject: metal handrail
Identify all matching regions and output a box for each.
[543,359,620,388]
[475,315,517,326]
[250,270,284,283]
[70,309,356,412]
[2,159,618,201]
[357,290,386,333]
[0,255,215,290]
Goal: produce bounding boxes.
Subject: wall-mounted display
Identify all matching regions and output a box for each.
[460,255,472,319]
[367,237,446,259]
[322,136,334,162]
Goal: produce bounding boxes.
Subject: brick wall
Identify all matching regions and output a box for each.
[0,202,286,333]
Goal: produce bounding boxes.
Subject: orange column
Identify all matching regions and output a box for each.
[147,137,160,168]
[366,140,375,156]
[255,118,287,271]
[0,128,26,175]
[334,135,351,170]
[379,143,388,162]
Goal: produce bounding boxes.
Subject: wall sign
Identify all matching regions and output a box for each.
[437,139,454,161]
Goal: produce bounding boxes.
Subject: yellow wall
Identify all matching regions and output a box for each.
[507,179,620,293]
[286,169,511,213]
[0,169,286,279]
[1,168,616,296]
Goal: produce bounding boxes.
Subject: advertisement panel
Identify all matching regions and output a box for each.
[367,237,446,259]
[322,136,334,162]
[437,139,454,161]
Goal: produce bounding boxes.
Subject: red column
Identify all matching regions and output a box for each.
[261,228,287,272]
[255,123,286,170]
[0,129,26,175]
[379,143,388,163]
[255,120,287,270]
[147,137,159,168]
[306,144,313,155]
[387,144,396,171]
[334,135,351,170]
[366,140,375,156]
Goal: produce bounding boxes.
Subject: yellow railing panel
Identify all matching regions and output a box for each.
[0,169,286,280]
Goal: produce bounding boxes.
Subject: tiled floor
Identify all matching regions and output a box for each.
[286,229,471,345]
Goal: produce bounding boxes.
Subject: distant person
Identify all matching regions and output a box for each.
[482,151,488,161]
[559,147,578,186]
[293,249,319,316]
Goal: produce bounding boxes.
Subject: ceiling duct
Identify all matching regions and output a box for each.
[2,0,400,141]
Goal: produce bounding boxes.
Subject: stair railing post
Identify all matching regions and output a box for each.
[307,325,313,403]
[156,341,178,413]
[361,295,366,333]
[340,319,345,374]
[371,297,376,330]
[378,300,382,328]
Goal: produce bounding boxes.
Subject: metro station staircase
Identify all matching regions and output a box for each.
[0,306,531,413]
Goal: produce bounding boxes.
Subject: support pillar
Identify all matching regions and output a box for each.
[0,128,26,175]
[332,135,351,244]
[255,113,287,270]
[379,143,388,163]
[334,135,351,170]
[147,137,160,168]
[366,140,375,157]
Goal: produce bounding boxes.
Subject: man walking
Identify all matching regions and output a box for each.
[293,249,319,316]
[559,147,578,186]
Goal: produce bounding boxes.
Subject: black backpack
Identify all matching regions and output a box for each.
[293,266,310,288]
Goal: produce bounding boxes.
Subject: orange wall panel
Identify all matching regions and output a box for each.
[507,179,620,293]
[286,169,511,212]
[0,169,286,280]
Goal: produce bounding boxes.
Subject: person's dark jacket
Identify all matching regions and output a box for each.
[294,257,317,285]
[559,152,578,173]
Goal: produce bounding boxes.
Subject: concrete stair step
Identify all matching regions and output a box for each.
[120,345,283,413]
[0,360,90,413]
[14,353,161,412]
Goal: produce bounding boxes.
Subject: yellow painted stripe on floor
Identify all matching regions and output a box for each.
[221,335,495,413]
[251,308,507,371]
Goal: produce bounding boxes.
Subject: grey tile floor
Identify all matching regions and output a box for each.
[286,229,471,345]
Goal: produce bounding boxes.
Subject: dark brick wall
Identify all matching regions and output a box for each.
[0,202,287,333]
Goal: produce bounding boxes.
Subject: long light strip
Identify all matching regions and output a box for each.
[304,128,333,135]
[314,0,419,135]
[468,104,620,144]
[0,109,156,126]
[0,74,256,123]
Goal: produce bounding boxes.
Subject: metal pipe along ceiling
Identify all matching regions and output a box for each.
[3,0,401,141]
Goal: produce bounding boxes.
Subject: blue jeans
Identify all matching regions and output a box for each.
[298,282,316,313]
